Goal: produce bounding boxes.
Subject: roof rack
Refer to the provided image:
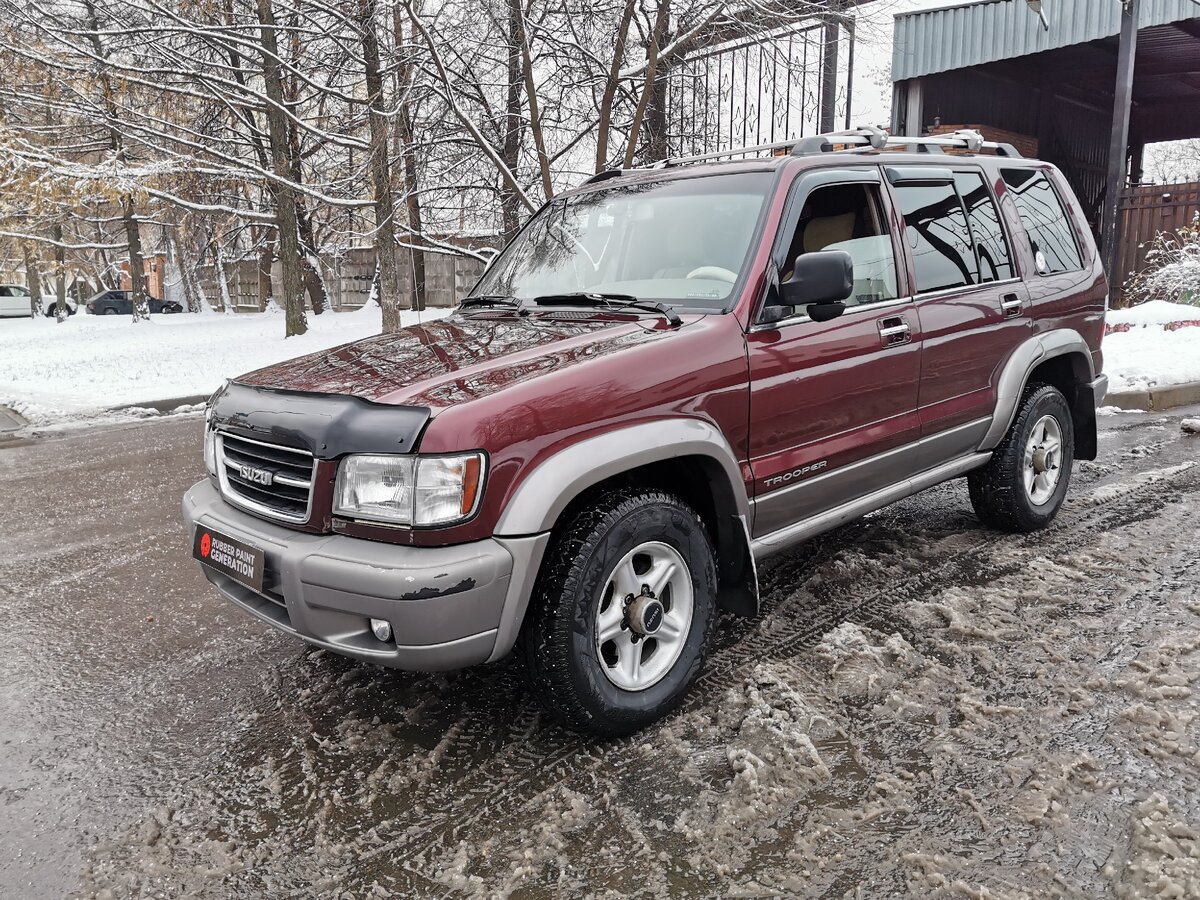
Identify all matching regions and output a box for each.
[652,126,1023,168]
[576,127,1023,189]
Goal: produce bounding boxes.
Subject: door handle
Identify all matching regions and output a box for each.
[878,316,912,346]
[1000,293,1024,318]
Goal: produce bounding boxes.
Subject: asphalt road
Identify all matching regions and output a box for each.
[1,410,1198,898]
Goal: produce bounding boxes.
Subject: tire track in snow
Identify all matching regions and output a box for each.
[303,449,1200,894]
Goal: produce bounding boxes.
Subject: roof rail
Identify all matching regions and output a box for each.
[576,127,1024,188]
[656,126,1024,167]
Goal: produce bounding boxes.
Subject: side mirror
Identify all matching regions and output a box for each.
[765,250,854,323]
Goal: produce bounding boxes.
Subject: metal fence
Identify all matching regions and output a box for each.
[662,20,848,159]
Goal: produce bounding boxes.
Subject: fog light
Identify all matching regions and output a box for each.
[370,618,392,642]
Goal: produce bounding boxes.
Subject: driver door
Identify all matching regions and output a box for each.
[746,166,923,539]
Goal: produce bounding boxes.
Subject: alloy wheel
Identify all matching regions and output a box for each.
[595,541,693,691]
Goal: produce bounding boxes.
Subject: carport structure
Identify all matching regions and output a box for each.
[890,0,1200,289]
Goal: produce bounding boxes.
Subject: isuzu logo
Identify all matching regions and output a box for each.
[238,464,274,486]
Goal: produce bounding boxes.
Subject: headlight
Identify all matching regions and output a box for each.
[203,408,218,476]
[334,452,485,527]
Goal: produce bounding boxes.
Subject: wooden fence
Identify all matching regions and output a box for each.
[196,245,490,312]
[1114,182,1200,302]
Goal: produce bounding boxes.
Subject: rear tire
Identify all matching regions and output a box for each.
[519,489,718,736]
[969,383,1074,533]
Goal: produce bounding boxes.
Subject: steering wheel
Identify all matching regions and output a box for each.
[685,266,737,284]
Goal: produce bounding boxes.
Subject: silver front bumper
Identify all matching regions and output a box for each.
[183,479,546,671]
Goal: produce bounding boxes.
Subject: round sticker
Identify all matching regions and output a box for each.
[200,532,212,557]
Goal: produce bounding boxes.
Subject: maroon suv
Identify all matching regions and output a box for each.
[184,129,1108,735]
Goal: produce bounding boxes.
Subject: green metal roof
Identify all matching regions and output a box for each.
[892,0,1200,81]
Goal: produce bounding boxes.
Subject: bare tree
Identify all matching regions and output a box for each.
[254,0,308,336]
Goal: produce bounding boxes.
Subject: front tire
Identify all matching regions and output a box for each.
[519,489,718,736]
[969,383,1074,533]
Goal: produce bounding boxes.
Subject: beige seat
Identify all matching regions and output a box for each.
[802,212,857,253]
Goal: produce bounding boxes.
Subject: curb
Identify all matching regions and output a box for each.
[111,394,210,414]
[1105,380,1200,412]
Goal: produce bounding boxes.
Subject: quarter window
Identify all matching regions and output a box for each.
[895,182,977,293]
[782,182,899,309]
[1001,169,1084,275]
[954,172,1014,283]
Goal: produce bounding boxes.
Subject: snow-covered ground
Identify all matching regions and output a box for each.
[1106,300,1200,394]
[0,304,446,426]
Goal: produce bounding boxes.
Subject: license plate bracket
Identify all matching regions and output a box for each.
[193,526,265,593]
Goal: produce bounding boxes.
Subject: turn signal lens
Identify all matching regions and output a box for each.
[203,408,217,476]
[413,453,486,526]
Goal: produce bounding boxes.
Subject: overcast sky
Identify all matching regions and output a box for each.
[848,0,962,127]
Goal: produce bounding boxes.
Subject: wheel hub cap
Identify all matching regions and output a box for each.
[1023,414,1064,507]
[594,541,693,692]
[627,595,664,635]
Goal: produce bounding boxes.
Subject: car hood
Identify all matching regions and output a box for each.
[234,312,688,411]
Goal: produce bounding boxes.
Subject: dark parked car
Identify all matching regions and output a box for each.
[185,128,1109,735]
[85,290,183,315]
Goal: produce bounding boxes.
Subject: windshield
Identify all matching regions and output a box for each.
[471,172,773,311]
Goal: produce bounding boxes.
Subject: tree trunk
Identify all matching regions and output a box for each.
[22,244,42,319]
[215,244,234,313]
[500,0,524,241]
[299,253,327,313]
[400,127,427,312]
[122,195,151,321]
[51,223,67,323]
[394,5,426,311]
[257,232,274,310]
[166,220,201,313]
[255,0,307,337]
[83,0,150,323]
[624,0,672,168]
[514,0,552,200]
[645,43,673,163]
[295,210,328,314]
[358,0,403,331]
[596,0,637,172]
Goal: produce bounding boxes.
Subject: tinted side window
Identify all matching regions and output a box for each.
[1001,169,1083,274]
[0,288,10,297]
[954,172,1014,283]
[784,182,899,309]
[896,182,979,293]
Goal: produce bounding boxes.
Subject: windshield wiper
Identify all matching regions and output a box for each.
[531,292,683,328]
[459,294,529,315]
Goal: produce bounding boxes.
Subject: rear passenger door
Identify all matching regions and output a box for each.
[746,167,923,538]
[888,166,1030,458]
[1000,167,1094,308]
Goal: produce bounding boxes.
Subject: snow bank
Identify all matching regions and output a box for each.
[1108,299,1200,327]
[0,305,447,426]
[1105,327,1200,393]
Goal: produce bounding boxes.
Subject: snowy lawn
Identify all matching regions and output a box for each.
[1105,300,1200,394]
[0,304,446,426]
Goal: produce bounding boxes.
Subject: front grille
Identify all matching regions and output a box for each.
[217,431,315,523]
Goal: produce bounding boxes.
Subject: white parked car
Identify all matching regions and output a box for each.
[0,283,77,318]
